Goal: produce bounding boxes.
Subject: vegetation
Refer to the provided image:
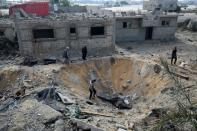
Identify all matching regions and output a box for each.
[153,58,197,130]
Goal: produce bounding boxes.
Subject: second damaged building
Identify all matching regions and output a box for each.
[15,13,115,58]
[115,12,178,42]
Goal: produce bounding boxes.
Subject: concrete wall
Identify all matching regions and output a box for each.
[152,17,177,40]
[58,6,87,13]
[152,26,176,40]
[115,16,177,42]
[16,18,115,58]
[116,18,145,42]
[143,0,178,11]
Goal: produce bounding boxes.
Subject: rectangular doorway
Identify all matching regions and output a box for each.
[145,27,153,40]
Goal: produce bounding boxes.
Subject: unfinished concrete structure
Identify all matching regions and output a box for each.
[15,13,115,58]
[143,0,178,12]
[115,12,178,42]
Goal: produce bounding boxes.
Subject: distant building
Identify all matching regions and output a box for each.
[115,12,178,42]
[9,2,49,16]
[0,0,6,6]
[143,0,178,12]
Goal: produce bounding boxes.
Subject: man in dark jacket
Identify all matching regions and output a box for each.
[63,47,70,64]
[171,47,177,65]
[82,46,87,60]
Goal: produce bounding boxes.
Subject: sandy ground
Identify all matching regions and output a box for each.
[0,29,197,131]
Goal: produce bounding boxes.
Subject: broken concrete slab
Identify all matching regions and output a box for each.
[56,92,75,105]
[12,99,62,127]
[54,119,65,131]
[37,88,75,105]
[117,128,127,131]
[71,118,104,131]
[0,113,9,131]
[0,98,17,112]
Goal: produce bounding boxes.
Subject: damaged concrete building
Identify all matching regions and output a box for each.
[115,12,178,42]
[143,0,178,12]
[11,4,178,58]
[15,13,115,58]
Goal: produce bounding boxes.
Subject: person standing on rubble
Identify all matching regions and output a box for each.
[171,46,177,65]
[82,46,87,60]
[63,47,70,64]
[89,79,97,100]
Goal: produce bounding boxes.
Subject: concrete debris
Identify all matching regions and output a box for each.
[43,58,57,65]
[21,56,38,66]
[21,99,62,123]
[81,109,114,117]
[0,98,17,112]
[54,119,65,131]
[187,19,197,31]
[37,87,75,105]
[117,128,127,131]
[0,21,196,130]
[37,87,57,100]
[172,72,189,80]
[154,64,162,74]
[116,123,127,130]
[4,99,63,131]
[71,119,104,131]
[56,92,75,105]
[161,122,177,130]
[97,92,132,109]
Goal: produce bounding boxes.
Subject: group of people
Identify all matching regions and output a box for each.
[63,46,97,100]
[62,46,178,100]
[63,46,88,64]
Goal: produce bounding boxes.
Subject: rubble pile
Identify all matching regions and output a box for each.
[0,37,18,57]
[0,34,197,130]
[0,57,174,130]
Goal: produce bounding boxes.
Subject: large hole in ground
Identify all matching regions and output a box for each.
[0,57,172,130]
[58,57,170,100]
